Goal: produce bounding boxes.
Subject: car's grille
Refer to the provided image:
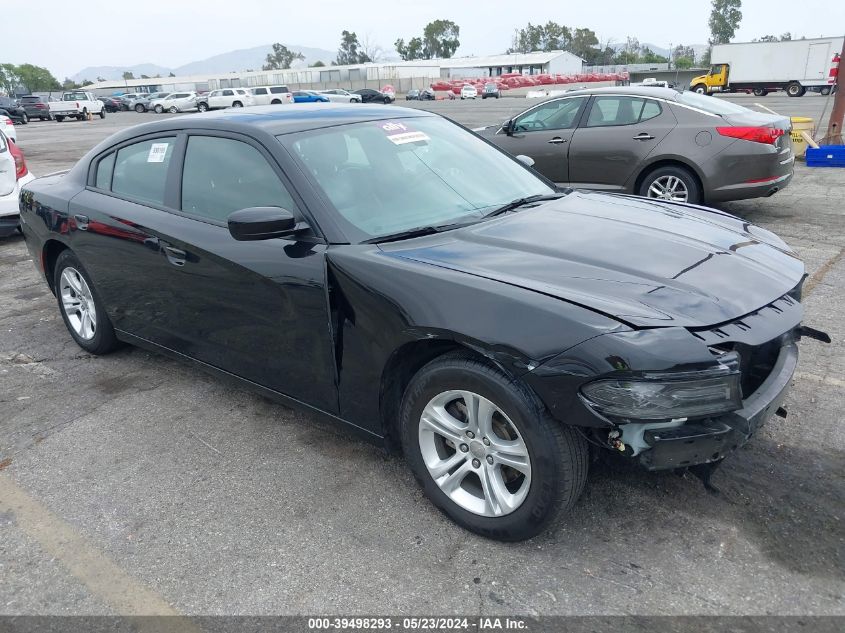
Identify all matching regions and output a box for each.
[689,291,802,399]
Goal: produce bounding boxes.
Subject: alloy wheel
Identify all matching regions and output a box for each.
[418,390,531,517]
[59,267,97,340]
[647,175,689,202]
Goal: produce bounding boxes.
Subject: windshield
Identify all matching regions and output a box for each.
[282,116,552,242]
[676,91,750,115]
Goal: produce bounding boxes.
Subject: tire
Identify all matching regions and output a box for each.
[752,88,768,97]
[55,115,64,122]
[692,84,708,95]
[20,113,28,124]
[820,87,831,96]
[197,102,208,112]
[168,106,178,113]
[786,82,805,97]
[98,108,105,119]
[232,101,243,108]
[53,250,119,355]
[134,103,146,113]
[154,105,164,114]
[271,99,281,105]
[400,352,588,541]
[638,164,701,205]
[350,98,356,103]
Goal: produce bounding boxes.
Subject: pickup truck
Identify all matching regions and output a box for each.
[49,91,105,121]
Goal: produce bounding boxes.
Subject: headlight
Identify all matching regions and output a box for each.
[580,363,741,421]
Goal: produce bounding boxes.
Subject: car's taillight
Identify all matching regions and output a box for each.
[35,103,45,108]
[9,142,28,179]
[716,126,785,145]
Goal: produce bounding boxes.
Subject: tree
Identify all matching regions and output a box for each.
[97,76,106,82]
[507,22,573,53]
[310,61,326,67]
[395,37,424,61]
[4,64,60,92]
[168,72,176,77]
[360,33,384,62]
[262,43,304,70]
[675,57,694,69]
[61,77,80,90]
[336,30,370,65]
[422,19,460,58]
[708,0,742,45]
[640,47,668,64]
[122,71,135,80]
[81,79,94,86]
[570,27,600,62]
[673,44,695,62]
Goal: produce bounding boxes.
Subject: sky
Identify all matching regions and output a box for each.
[6,0,844,79]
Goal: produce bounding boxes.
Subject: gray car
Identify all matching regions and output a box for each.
[478,86,794,204]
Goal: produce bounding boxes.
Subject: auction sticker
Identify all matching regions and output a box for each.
[147,143,169,163]
[378,121,429,145]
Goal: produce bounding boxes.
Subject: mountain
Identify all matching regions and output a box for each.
[72,44,336,83]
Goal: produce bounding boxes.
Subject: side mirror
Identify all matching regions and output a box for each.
[502,119,514,135]
[515,155,535,168]
[228,207,302,241]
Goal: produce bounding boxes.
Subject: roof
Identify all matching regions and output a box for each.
[439,50,584,67]
[548,85,681,99]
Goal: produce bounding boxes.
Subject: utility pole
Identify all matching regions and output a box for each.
[825,37,845,144]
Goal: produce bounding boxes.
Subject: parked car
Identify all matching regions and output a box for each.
[114,93,150,111]
[1,115,17,143]
[151,92,198,114]
[50,91,105,121]
[196,88,255,112]
[0,128,35,237]
[291,90,330,103]
[482,83,501,99]
[406,89,421,101]
[18,95,53,121]
[131,92,170,113]
[460,84,478,99]
[419,88,437,101]
[353,88,393,104]
[0,96,28,124]
[250,86,294,105]
[19,104,813,540]
[478,86,793,204]
[318,89,362,103]
[98,97,122,113]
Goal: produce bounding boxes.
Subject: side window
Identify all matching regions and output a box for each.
[640,100,662,122]
[586,96,655,127]
[181,136,297,222]
[514,97,586,132]
[269,87,282,94]
[222,90,234,96]
[111,138,175,205]
[95,152,115,189]
[254,88,267,95]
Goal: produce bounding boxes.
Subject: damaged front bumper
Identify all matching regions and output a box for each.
[639,341,797,470]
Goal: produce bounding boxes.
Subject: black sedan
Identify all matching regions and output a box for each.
[353,88,393,104]
[19,105,814,540]
[98,97,123,113]
[0,96,28,124]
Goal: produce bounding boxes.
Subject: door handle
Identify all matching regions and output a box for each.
[547,137,568,144]
[633,133,655,140]
[163,244,187,267]
[73,214,89,230]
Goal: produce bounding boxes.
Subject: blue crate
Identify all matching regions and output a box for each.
[806,145,845,168]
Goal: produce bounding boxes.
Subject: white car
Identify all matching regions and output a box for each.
[318,89,362,103]
[249,86,294,106]
[1,115,17,143]
[49,91,105,121]
[0,129,35,238]
[151,92,198,114]
[460,85,478,99]
[196,88,255,112]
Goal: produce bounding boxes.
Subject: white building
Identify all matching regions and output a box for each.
[82,50,585,95]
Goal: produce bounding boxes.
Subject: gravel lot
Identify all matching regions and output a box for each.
[1,95,843,619]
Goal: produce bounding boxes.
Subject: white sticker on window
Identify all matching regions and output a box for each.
[378,121,430,145]
[147,143,169,163]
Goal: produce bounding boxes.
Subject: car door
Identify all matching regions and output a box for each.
[153,132,338,410]
[568,95,677,190]
[490,96,588,184]
[213,89,234,109]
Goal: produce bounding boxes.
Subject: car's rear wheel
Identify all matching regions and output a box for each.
[197,102,208,112]
[786,82,805,97]
[98,108,105,119]
[20,113,28,124]
[154,105,164,114]
[134,104,145,113]
[820,86,831,96]
[54,251,119,355]
[168,106,178,113]
[232,101,243,107]
[639,165,701,204]
[271,99,281,105]
[55,115,64,122]
[400,352,588,541]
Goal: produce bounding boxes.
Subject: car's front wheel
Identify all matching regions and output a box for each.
[154,105,164,113]
[135,104,145,113]
[54,250,119,355]
[400,352,587,541]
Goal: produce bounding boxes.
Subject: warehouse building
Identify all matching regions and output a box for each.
[82,50,585,96]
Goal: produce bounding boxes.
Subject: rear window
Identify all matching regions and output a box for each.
[676,91,750,115]
[21,96,42,103]
[63,92,86,101]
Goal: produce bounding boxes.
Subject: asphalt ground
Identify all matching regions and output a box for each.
[1,95,844,619]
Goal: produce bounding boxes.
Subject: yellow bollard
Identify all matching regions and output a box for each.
[790,117,814,158]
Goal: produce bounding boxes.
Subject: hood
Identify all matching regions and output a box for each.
[381,192,804,328]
